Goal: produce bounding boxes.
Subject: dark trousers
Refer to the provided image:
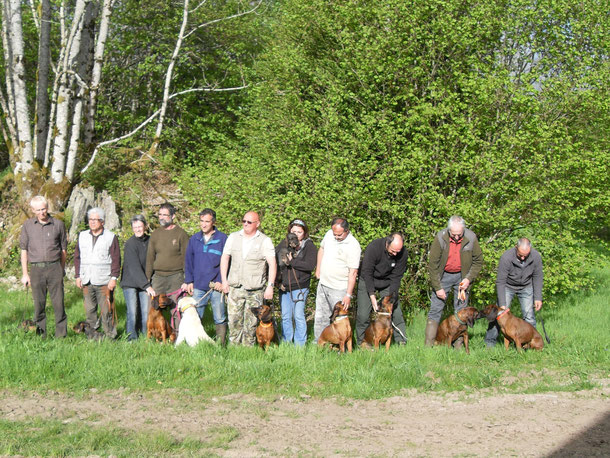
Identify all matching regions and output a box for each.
[356,281,407,344]
[83,284,117,338]
[29,262,67,337]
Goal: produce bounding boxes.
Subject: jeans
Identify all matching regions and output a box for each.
[123,287,150,340]
[280,288,309,346]
[428,271,468,323]
[485,284,536,346]
[193,288,227,324]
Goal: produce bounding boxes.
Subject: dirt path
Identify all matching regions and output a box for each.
[2,386,609,456]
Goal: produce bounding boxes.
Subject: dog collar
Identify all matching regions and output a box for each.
[334,315,349,322]
[180,304,195,314]
[259,321,273,328]
[496,307,510,319]
[376,312,391,316]
[454,311,467,325]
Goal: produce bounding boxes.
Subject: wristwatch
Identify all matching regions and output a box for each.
[267,282,274,287]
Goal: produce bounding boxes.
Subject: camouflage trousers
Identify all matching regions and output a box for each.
[227,286,263,346]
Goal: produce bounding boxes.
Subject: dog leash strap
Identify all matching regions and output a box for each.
[537,311,551,344]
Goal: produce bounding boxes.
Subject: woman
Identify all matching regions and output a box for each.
[275,219,317,345]
[121,215,154,340]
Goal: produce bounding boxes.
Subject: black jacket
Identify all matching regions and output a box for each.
[360,237,407,296]
[120,234,151,290]
[275,238,317,291]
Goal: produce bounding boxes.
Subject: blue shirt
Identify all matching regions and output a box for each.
[184,228,228,290]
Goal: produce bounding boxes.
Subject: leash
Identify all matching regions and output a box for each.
[372,295,409,342]
[22,284,30,323]
[286,266,306,303]
[537,310,551,344]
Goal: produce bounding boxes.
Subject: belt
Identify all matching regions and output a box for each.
[29,260,60,267]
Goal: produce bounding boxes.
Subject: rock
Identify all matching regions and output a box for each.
[65,185,120,241]
[97,190,120,233]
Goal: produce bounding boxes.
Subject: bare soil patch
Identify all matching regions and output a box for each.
[2,386,609,456]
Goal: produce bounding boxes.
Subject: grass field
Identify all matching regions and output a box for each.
[0,263,608,400]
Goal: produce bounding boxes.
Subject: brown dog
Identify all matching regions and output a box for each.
[72,321,104,341]
[434,307,482,354]
[250,303,277,349]
[318,302,353,353]
[361,295,395,350]
[481,304,544,351]
[147,294,177,343]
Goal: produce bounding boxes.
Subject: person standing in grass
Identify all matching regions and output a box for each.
[485,237,544,348]
[220,211,276,346]
[356,233,408,346]
[313,217,361,342]
[425,215,483,348]
[20,195,68,338]
[75,208,121,339]
[184,209,229,345]
[121,215,155,341]
[275,219,317,346]
[145,202,190,296]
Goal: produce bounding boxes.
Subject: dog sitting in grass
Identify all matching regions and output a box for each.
[175,297,215,347]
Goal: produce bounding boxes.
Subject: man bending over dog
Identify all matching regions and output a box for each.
[314,218,361,342]
[356,233,408,346]
[75,208,121,339]
[425,215,483,349]
[484,237,544,348]
[220,211,276,346]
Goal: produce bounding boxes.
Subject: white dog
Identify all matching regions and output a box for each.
[175,297,215,347]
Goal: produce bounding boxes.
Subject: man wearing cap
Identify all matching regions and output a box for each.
[20,195,68,338]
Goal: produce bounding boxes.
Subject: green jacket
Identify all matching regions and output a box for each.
[428,228,484,291]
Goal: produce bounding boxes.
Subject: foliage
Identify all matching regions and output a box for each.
[177,0,610,311]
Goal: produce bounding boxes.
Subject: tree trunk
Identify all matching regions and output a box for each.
[34,0,51,162]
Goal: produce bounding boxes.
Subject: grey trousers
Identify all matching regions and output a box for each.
[83,284,117,339]
[29,262,67,338]
[314,283,347,342]
[356,282,407,344]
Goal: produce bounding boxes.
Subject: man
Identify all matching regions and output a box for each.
[75,208,121,339]
[485,237,543,347]
[425,215,483,347]
[184,209,228,345]
[356,233,408,345]
[220,211,276,346]
[314,218,361,342]
[20,195,68,338]
[145,203,189,296]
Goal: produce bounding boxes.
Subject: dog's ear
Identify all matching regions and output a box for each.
[250,307,260,315]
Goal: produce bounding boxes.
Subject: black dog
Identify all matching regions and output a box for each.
[73,321,103,341]
[278,233,300,268]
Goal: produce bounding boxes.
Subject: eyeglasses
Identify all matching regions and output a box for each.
[88,218,102,222]
[242,219,258,225]
[158,213,171,218]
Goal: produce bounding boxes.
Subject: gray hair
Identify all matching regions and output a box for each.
[130,214,147,226]
[517,237,531,249]
[30,195,48,207]
[447,215,466,231]
[87,207,105,222]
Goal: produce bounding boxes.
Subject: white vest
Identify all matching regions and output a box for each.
[78,229,116,285]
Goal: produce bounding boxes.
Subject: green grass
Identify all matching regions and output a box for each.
[0,262,608,399]
[0,417,237,457]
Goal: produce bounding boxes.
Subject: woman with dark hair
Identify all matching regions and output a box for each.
[275,219,317,345]
[121,215,154,341]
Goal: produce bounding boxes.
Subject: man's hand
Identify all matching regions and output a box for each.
[146,286,156,297]
[76,278,83,289]
[180,282,188,292]
[186,283,194,295]
[221,281,230,294]
[435,288,447,300]
[370,294,378,312]
[264,285,274,300]
[314,267,320,279]
[459,278,470,290]
[212,282,223,292]
[534,300,542,311]
[21,274,30,287]
[341,295,351,310]
[108,278,117,291]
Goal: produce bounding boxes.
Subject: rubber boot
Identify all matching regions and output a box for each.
[215,323,227,347]
[424,319,439,347]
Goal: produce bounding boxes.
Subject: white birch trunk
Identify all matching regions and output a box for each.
[34,0,51,161]
[153,0,190,151]
[85,0,114,146]
[7,0,34,173]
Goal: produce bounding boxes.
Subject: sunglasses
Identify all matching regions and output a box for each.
[242,219,257,225]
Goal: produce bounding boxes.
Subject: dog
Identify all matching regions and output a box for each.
[481,304,544,351]
[19,319,38,333]
[175,297,215,347]
[250,303,277,349]
[72,321,103,341]
[318,302,353,353]
[434,307,482,354]
[361,294,395,350]
[147,294,177,343]
[277,233,300,269]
